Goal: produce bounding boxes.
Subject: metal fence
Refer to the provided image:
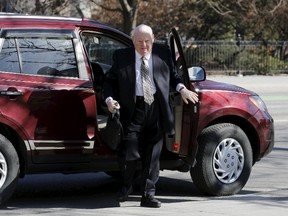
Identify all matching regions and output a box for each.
[184,40,288,75]
[89,39,288,75]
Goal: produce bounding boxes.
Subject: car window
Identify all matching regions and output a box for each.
[0,37,78,78]
[81,32,127,66]
[0,38,20,73]
[169,28,190,87]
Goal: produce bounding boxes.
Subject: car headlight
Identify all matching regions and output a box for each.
[249,95,268,112]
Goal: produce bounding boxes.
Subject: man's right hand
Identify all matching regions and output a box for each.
[180,87,199,104]
[106,99,121,113]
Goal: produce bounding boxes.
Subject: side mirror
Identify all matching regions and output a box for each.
[188,66,206,82]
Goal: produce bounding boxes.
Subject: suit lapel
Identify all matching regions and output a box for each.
[152,48,161,88]
[125,49,136,97]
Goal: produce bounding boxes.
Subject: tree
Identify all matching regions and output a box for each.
[187,0,288,41]
[91,0,139,35]
[0,0,11,12]
[91,0,192,39]
[90,0,288,41]
[1,0,287,41]
[0,0,88,17]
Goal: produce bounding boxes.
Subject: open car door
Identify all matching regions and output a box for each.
[167,28,205,165]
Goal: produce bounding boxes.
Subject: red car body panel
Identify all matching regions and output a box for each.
[192,80,273,161]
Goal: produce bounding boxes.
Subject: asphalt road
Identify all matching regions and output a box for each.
[1,75,288,216]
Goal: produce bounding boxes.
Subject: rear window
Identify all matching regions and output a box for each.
[0,37,78,78]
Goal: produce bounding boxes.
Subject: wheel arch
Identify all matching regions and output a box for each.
[0,123,28,178]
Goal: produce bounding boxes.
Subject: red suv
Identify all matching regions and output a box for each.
[0,14,274,204]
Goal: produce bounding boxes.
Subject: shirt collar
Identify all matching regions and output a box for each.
[135,51,151,61]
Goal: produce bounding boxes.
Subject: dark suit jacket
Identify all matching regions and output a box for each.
[104,43,183,135]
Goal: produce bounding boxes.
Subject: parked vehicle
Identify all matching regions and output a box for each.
[0,14,274,205]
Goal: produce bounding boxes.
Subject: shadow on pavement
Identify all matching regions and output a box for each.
[2,172,203,209]
[4,171,283,210]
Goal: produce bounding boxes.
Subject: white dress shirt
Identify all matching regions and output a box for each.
[135,51,156,96]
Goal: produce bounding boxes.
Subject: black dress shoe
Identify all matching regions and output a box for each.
[140,195,161,208]
[118,186,133,202]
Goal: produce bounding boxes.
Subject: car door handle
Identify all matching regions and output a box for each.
[0,88,23,100]
[0,90,23,96]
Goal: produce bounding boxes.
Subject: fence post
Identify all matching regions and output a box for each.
[236,34,242,76]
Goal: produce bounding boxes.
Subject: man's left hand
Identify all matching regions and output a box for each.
[180,87,199,104]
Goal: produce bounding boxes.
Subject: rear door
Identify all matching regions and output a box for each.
[168,28,200,164]
[0,29,96,163]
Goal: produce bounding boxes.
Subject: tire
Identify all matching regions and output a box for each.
[0,134,20,205]
[191,123,252,196]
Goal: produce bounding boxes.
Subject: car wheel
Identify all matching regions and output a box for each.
[190,123,252,196]
[0,134,20,205]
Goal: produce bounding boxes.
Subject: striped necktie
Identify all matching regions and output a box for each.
[141,57,154,105]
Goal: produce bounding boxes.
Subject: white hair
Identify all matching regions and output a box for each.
[132,24,153,38]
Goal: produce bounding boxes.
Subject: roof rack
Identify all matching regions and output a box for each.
[0,12,18,15]
[0,13,82,22]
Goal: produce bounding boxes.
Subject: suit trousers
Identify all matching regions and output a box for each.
[120,95,163,196]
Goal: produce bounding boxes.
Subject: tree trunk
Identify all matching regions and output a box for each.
[119,0,138,35]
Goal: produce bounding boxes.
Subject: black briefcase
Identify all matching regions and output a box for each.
[101,110,123,151]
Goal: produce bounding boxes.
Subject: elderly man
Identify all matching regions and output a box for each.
[104,24,198,208]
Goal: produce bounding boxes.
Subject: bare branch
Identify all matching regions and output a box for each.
[206,0,232,16]
[119,0,132,13]
[270,0,284,14]
[90,0,122,13]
